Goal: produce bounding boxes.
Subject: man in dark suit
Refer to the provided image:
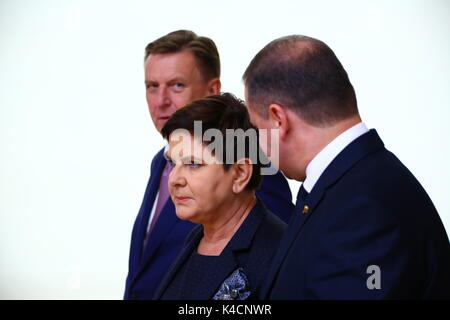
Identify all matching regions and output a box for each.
[124,30,294,300]
[242,35,450,299]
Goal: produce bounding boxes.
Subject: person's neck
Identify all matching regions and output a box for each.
[291,115,362,181]
[198,192,256,256]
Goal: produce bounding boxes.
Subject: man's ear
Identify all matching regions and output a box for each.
[231,159,253,194]
[208,78,221,95]
[268,103,290,139]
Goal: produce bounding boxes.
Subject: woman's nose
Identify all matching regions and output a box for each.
[168,163,186,188]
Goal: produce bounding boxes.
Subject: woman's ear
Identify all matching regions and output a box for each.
[232,158,253,194]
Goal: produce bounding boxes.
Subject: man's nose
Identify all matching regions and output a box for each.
[154,86,171,109]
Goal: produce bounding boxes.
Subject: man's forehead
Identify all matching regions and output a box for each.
[146,51,198,70]
[145,55,202,85]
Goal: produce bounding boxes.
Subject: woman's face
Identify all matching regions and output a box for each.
[167,131,236,224]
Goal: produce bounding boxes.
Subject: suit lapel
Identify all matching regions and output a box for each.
[306,129,384,213]
[201,200,264,298]
[139,199,179,265]
[156,199,266,299]
[261,129,385,298]
[153,226,203,299]
[134,148,167,263]
[154,225,240,300]
[259,190,315,298]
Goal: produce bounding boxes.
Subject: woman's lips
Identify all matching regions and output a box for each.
[174,196,191,203]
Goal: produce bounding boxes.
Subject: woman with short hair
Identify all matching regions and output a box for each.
[153,93,286,300]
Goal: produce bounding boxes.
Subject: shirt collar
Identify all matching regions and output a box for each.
[303,122,369,193]
[163,144,169,161]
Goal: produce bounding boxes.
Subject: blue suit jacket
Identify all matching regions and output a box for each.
[261,129,450,299]
[124,148,294,299]
[153,199,286,300]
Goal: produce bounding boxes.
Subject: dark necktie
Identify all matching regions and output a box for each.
[295,184,309,214]
[288,184,309,229]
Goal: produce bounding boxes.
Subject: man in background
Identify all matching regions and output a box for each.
[243,35,450,299]
[124,30,295,300]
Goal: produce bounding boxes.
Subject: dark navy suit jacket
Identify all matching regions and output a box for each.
[261,129,450,299]
[124,148,294,300]
[154,199,286,300]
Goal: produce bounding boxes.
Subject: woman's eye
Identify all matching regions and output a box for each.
[189,162,201,168]
[182,160,201,168]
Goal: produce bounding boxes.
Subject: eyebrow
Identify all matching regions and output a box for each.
[145,76,189,85]
[169,77,188,83]
[166,155,203,163]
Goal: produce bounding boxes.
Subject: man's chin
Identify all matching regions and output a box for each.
[155,120,168,132]
[281,168,298,181]
[282,170,293,179]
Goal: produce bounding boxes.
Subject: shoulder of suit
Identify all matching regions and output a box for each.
[254,206,287,246]
[149,147,167,169]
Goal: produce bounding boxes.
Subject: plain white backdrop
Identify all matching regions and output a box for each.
[1,0,449,299]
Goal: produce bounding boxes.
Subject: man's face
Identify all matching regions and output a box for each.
[244,89,276,157]
[245,90,308,181]
[245,89,286,177]
[145,50,215,132]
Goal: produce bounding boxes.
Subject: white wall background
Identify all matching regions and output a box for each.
[1,0,449,299]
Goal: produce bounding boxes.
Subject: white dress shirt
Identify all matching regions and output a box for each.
[302,122,369,193]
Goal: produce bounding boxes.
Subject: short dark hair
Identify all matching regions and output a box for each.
[161,93,263,191]
[243,35,358,127]
[145,30,220,81]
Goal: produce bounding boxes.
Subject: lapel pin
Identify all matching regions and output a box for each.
[302,205,309,214]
